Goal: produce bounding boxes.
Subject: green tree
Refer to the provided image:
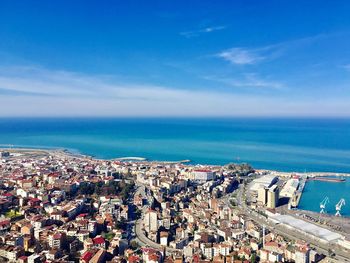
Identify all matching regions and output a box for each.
[115,217,127,230]
[251,253,256,263]
[130,240,139,250]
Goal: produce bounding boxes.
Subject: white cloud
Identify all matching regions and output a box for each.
[217,48,265,65]
[180,26,226,38]
[204,73,284,90]
[217,33,335,66]
[0,65,349,117]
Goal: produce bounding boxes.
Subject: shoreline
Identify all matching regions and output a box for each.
[3,147,350,228]
[1,146,350,176]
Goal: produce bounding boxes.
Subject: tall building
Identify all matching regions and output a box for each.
[257,187,268,205]
[295,247,310,263]
[266,185,279,209]
[257,184,279,208]
[144,209,158,233]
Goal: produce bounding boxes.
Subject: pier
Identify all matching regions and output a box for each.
[308,177,345,183]
[113,157,147,161]
[290,176,306,208]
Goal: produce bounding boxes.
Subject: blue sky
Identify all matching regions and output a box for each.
[1,0,350,117]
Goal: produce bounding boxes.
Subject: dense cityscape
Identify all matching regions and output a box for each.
[1,0,350,262]
[0,149,349,263]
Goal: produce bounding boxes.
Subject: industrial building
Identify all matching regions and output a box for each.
[250,174,278,192]
[280,178,299,198]
[269,214,345,245]
[257,184,279,209]
[251,174,279,208]
[267,185,279,209]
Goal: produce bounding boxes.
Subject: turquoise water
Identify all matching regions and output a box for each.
[299,177,350,216]
[1,118,350,173]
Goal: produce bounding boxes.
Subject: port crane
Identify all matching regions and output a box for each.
[320,196,329,213]
[335,198,346,216]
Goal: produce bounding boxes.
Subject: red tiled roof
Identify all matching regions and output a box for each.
[265,241,279,247]
[149,253,160,261]
[53,233,62,239]
[0,220,10,226]
[128,255,140,263]
[192,254,200,263]
[81,251,93,262]
[93,236,105,245]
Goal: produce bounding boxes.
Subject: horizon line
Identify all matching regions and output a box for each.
[1,115,350,119]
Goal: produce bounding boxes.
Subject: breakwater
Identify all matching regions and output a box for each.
[308,177,345,183]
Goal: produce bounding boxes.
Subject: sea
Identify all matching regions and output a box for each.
[298,177,350,216]
[1,117,350,173]
[1,117,350,215]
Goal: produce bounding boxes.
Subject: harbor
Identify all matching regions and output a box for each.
[298,176,350,216]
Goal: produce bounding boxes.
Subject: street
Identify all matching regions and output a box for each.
[132,184,181,254]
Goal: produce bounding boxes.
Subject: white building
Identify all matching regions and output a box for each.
[280,178,299,198]
[28,254,41,263]
[201,244,213,259]
[0,245,24,262]
[192,169,215,182]
[269,252,283,262]
[250,174,278,192]
[160,232,168,246]
[295,247,310,263]
[219,244,230,256]
[231,229,245,239]
[144,209,158,233]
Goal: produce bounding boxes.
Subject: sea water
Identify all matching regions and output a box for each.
[1,117,350,173]
[298,177,350,216]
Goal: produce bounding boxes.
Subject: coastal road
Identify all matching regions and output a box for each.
[230,185,350,262]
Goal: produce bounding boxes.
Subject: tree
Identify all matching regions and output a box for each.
[134,208,142,219]
[120,181,135,201]
[115,217,127,230]
[226,163,254,175]
[79,182,94,195]
[130,240,139,250]
[251,253,257,263]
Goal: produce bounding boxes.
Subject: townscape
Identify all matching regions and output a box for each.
[0,149,350,263]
